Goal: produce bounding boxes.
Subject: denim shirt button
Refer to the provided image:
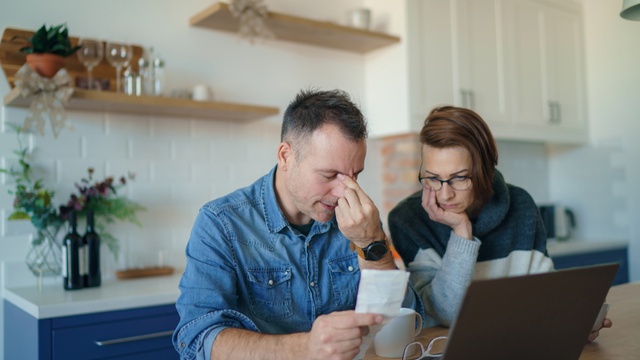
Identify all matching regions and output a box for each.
[180,342,185,348]
[268,279,274,286]
[310,281,315,287]
[348,266,354,271]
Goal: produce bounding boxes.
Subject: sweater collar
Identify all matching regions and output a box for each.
[472,169,510,236]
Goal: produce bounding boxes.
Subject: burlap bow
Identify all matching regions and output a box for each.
[14,64,74,138]
[229,0,274,43]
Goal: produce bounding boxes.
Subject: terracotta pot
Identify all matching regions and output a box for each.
[26,53,66,78]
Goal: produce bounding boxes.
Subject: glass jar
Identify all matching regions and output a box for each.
[152,57,165,96]
[123,66,142,96]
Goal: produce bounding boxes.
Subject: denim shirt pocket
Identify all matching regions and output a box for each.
[327,254,360,309]
[246,267,294,321]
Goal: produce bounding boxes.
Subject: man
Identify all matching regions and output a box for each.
[173,89,423,360]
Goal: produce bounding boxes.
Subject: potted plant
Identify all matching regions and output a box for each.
[13,23,81,78]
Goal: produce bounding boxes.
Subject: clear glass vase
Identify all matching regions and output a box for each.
[25,228,63,277]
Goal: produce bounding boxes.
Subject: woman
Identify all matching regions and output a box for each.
[388,106,554,327]
[388,106,611,340]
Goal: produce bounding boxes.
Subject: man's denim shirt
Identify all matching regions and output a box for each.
[173,166,424,360]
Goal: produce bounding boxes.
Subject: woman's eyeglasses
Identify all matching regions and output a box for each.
[418,174,472,191]
[402,336,448,360]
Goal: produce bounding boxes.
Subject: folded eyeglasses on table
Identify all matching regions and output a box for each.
[402,336,448,360]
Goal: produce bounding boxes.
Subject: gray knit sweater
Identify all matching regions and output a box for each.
[388,170,554,327]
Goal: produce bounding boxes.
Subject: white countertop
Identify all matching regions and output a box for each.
[547,238,628,257]
[3,273,182,319]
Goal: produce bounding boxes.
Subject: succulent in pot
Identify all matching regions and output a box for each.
[13,23,81,78]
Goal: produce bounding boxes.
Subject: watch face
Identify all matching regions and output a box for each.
[365,241,388,261]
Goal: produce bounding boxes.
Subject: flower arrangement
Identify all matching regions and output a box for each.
[1,124,144,260]
[60,167,145,256]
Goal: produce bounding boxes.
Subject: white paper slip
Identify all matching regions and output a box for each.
[355,269,410,318]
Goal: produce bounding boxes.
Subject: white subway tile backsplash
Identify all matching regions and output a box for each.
[0,233,30,259]
[105,113,152,138]
[107,160,152,184]
[1,211,36,237]
[191,161,229,183]
[153,160,191,183]
[150,116,192,139]
[0,133,19,157]
[172,184,213,206]
[67,111,107,135]
[1,106,29,129]
[496,140,549,202]
[229,163,274,189]
[33,134,83,160]
[173,139,212,162]
[83,136,131,160]
[127,183,172,207]
[131,138,172,160]
[190,118,232,139]
[57,159,107,184]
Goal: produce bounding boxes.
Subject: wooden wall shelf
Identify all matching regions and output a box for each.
[1,27,279,122]
[189,2,401,53]
[4,88,279,122]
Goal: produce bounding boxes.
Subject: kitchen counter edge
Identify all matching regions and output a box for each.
[2,273,182,319]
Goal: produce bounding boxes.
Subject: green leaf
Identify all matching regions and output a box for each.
[8,211,31,220]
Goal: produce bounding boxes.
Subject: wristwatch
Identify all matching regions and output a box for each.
[351,237,389,261]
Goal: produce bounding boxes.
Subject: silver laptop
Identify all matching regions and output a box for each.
[432,263,619,360]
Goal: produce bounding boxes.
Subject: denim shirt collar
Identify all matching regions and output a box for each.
[260,165,338,235]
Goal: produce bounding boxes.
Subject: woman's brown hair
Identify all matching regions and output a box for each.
[420,106,498,213]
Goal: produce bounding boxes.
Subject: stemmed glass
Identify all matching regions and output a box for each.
[105,42,133,92]
[77,38,104,90]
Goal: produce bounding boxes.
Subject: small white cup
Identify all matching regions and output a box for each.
[192,84,212,101]
[374,308,423,358]
[349,8,372,30]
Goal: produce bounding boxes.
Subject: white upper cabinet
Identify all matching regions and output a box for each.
[506,0,587,143]
[408,0,509,128]
[408,0,587,143]
[453,0,510,126]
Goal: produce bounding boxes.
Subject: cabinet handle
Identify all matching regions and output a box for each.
[460,89,474,109]
[94,330,174,346]
[548,101,557,123]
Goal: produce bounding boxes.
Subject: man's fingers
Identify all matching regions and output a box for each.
[331,311,383,329]
[338,174,372,204]
[337,173,360,190]
[341,187,361,208]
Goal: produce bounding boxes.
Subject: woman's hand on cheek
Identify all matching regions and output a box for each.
[421,188,473,239]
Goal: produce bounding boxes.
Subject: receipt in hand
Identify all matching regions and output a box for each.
[354,269,410,318]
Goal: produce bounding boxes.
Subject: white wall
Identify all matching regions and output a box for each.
[548,0,640,281]
[0,0,383,356]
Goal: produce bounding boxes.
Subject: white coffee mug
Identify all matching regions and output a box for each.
[373,308,423,358]
[192,84,212,101]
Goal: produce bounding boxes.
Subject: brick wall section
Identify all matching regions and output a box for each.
[378,133,422,220]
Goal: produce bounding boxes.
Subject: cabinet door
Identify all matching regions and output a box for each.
[510,0,547,127]
[544,5,585,131]
[409,0,455,125]
[508,0,587,141]
[454,0,509,125]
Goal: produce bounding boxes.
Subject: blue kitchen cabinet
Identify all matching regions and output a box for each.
[4,301,179,360]
[551,246,629,286]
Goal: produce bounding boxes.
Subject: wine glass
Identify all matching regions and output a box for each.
[77,38,104,90]
[105,42,133,92]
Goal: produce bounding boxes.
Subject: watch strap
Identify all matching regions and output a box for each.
[350,236,389,260]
